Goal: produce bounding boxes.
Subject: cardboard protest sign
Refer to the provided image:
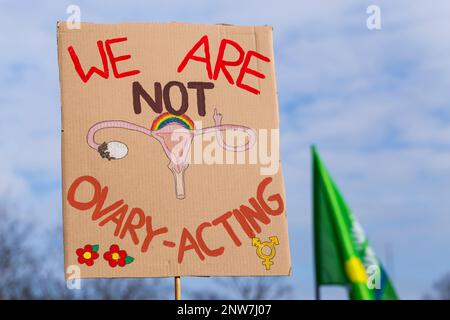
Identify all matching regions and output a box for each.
[58,22,291,278]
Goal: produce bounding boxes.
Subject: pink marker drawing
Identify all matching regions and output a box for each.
[86,109,256,200]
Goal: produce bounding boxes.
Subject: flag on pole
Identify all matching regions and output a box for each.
[312,146,398,300]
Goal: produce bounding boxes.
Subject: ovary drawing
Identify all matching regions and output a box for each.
[86,109,256,200]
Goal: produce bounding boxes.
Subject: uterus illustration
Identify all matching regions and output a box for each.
[86,109,256,200]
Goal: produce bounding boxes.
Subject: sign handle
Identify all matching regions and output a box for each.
[174,276,181,300]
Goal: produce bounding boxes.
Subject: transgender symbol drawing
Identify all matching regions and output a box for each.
[86,109,256,200]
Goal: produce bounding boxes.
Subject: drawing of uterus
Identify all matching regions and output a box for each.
[86,109,256,200]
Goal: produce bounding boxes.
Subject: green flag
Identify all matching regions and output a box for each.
[312,146,398,300]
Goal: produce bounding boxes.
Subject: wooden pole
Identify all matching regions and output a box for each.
[174,276,181,300]
[312,147,320,301]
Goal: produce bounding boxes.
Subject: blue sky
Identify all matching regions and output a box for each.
[1,0,450,299]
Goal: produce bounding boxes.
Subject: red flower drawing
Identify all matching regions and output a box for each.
[103,244,134,267]
[76,244,99,266]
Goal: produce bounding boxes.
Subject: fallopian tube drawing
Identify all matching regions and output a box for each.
[86,109,256,200]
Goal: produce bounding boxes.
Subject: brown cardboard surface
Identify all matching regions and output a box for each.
[58,22,291,278]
